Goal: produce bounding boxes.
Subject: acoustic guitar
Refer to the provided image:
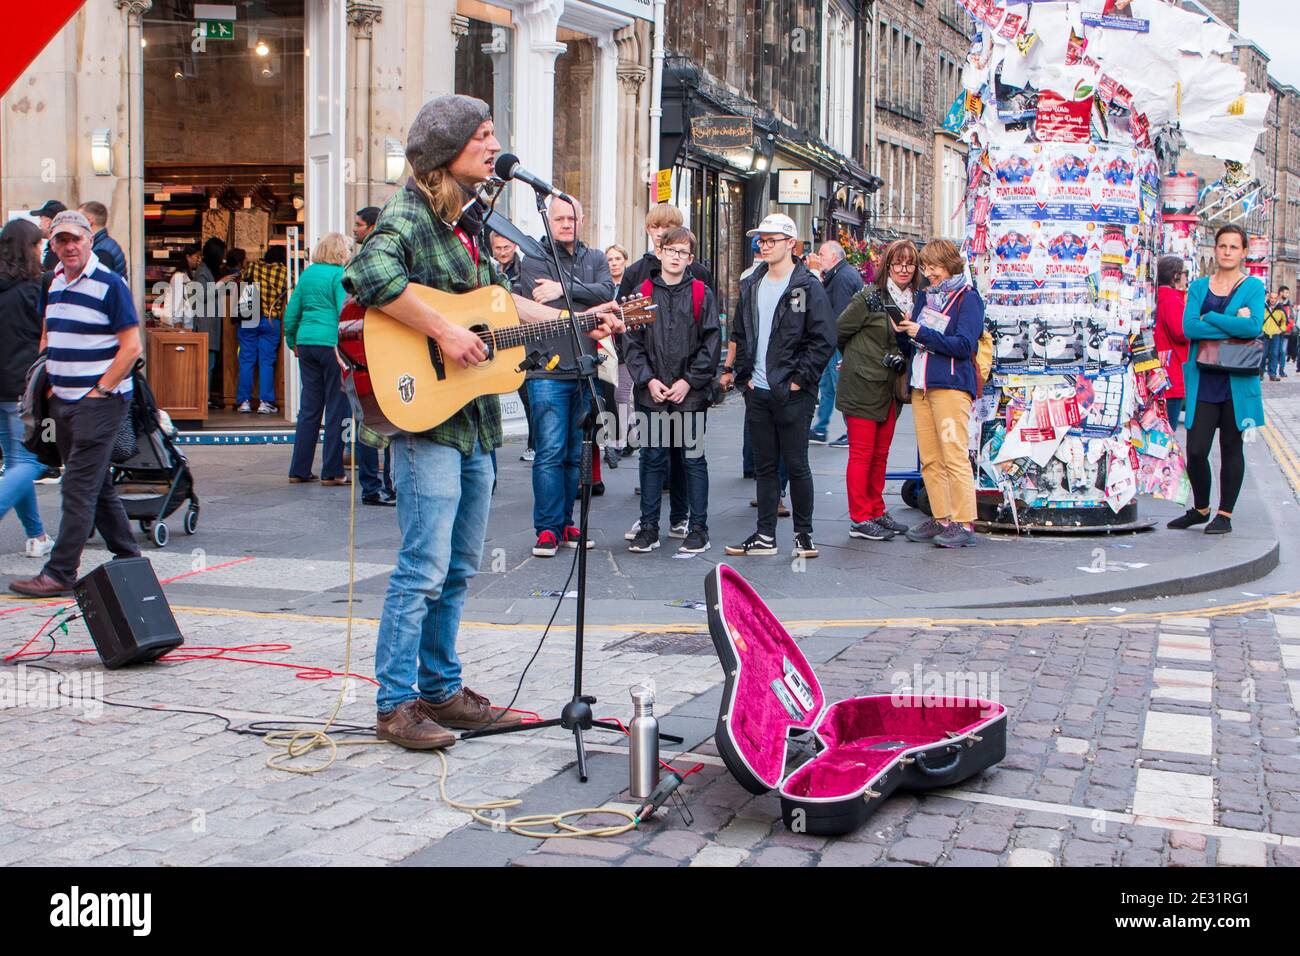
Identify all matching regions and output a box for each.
[337,283,656,435]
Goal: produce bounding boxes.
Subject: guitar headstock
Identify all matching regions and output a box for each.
[615,294,658,328]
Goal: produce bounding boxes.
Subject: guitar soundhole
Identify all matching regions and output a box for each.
[469,324,495,367]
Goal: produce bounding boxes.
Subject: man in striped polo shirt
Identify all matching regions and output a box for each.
[10,210,143,597]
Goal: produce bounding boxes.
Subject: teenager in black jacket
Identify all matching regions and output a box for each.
[0,219,53,557]
[623,227,720,555]
[725,214,835,559]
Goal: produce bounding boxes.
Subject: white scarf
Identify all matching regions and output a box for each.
[887,278,914,318]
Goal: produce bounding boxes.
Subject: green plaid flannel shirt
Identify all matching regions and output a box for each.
[342,184,509,456]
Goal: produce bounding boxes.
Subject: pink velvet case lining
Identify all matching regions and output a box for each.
[716,566,1005,800]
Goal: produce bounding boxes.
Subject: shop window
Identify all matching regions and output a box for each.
[553,28,597,231]
[455,3,514,151]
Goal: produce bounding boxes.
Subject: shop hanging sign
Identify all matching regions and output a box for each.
[690,116,753,152]
[777,169,814,205]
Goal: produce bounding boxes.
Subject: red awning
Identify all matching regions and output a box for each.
[4,3,89,98]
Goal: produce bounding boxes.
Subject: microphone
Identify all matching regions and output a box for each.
[494,153,575,205]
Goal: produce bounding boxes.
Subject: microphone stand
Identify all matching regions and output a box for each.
[461,188,681,781]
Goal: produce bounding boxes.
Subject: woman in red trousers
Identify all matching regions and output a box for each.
[836,240,919,540]
[1154,255,1189,428]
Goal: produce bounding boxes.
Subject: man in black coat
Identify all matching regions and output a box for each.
[516,197,616,556]
[622,227,720,556]
[724,214,835,560]
[809,240,864,445]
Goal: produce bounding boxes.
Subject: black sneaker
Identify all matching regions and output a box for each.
[668,520,689,539]
[628,527,660,552]
[725,532,778,556]
[934,524,977,548]
[1204,514,1233,534]
[1167,508,1210,530]
[793,532,819,558]
[876,512,909,535]
[905,518,946,542]
[679,529,710,554]
[808,431,828,445]
[849,519,891,541]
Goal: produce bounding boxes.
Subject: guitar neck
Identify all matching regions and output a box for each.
[487,307,611,350]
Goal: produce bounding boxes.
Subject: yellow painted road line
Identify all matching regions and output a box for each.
[1262,422,1300,497]
[5,589,1298,635]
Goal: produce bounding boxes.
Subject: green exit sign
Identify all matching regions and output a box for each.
[199,20,234,40]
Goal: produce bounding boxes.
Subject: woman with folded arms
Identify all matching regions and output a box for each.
[895,239,984,549]
[1169,224,1265,535]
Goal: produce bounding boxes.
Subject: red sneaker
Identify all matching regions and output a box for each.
[562,525,594,549]
[533,530,559,557]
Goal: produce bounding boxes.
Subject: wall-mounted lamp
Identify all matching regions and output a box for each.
[384,138,406,184]
[255,40,270,56]
[90,129,113,176]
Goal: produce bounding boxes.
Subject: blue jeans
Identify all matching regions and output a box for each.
[528,378,582,535]
[374,436,494,712]
[810,351,841,437]
[1267,334,1287,376]
[638,406,708,533]
[357,441,394,498]
[289,345,346,480]
[1166,397,1184,430]
[0,402,44,538]
[237,317,280,404]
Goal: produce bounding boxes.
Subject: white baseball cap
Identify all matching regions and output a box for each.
[746,213,798,239]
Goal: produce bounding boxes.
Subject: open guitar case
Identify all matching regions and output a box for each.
[704,565,1008,836]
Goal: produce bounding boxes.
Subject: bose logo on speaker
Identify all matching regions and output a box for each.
[49,886,152,936]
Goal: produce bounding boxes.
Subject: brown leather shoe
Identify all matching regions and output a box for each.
[421,688,523,731]
[375,701,455,750]
[9,573,76,597]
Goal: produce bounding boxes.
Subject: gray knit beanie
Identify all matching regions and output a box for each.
[405,95,492,176]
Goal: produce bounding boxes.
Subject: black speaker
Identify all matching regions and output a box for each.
[74,557,184,668]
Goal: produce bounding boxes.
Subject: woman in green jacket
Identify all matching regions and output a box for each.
[1169,224,1266,535]
[286,232,353,485]
[836,239,917,541]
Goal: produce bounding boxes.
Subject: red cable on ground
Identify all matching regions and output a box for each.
[158,556,254,585]
[4,605,74,662]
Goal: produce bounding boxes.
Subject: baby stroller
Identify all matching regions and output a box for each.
[110,360,200,548]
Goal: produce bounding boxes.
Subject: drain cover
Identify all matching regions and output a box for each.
[605,631,714,656]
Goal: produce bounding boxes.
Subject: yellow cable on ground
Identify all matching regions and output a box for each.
[433,749,637,839]
[262,426,384,774]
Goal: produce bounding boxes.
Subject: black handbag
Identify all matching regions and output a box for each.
[1195,338,1265,375]
[1195,277,1263,375]
[111,403,139,463]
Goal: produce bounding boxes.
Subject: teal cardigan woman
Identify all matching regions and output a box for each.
[285,232,352,485]
[1171,224,1265,535]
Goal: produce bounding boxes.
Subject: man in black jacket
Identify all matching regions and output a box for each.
[724,214,835,559]
[516,196,616,556]
[809,241,864,446]
[623,227,720,555]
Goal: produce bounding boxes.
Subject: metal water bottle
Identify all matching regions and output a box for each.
[629,687,660,800]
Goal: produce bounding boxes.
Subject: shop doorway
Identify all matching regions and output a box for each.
[141,0,345,431]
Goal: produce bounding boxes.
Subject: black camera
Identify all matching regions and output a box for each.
[882,352,906,373]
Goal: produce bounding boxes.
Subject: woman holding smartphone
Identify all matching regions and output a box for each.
[895,239,985,549]
[1169,224,1265,535]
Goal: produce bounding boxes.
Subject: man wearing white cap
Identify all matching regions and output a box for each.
[10,210,143,597]
[724,213,835,559]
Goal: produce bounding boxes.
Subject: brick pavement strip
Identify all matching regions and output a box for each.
[2,581,1299,866]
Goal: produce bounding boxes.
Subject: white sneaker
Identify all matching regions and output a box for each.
[25,535,54,558]
[624,518,641,541]
[237,401,252,413]
[257,402,278,415]
[520,448,535,462]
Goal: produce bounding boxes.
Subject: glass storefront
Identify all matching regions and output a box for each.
[454,1,514,152]
[142,0,306,424]
[553,27,597,230]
